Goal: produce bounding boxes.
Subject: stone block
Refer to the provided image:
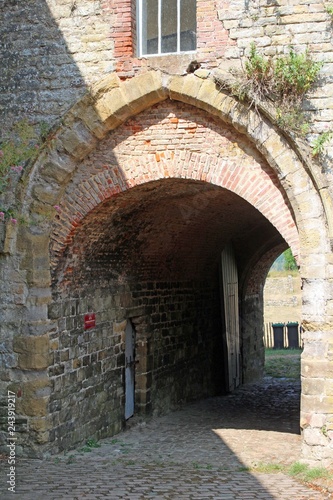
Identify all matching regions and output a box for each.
[196,78,221,112]
[32,181,61,205]
[40,148,77,185]
[181,74,205,102]
[24,305,48,322]
[168,75,185,101]
[15,377,50,417]
[29,416,53,433]
[48,302,62,320]
[303,427,328,447]
[301,378,326,396]
[302,360,333,378]
[72,98,109,140]
[58,121,98,161]
[13,335,49,370]
[93,88,129,129]
[302,394,333,414]
[125,71,166,114]
[90,73,121,100]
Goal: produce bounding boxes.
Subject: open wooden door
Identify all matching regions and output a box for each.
[220,243,241,392]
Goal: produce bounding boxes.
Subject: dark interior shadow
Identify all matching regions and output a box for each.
[203,377,301,435]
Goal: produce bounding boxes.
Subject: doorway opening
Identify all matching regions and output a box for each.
[263,248,301,350]
[125,320,136,420]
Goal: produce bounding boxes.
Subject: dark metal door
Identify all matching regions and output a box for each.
[125,320,135,420]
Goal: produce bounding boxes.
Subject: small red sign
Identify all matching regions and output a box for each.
[84,313,96,330]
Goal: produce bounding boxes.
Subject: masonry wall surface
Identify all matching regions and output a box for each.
[0,0,333,464]
[47,280,222,452]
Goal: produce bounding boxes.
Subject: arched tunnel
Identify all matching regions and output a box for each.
[49,177,290,450]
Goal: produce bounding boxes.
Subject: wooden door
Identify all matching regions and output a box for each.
[220,243,241,392]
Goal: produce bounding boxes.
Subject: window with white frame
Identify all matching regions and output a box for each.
[137,0,196,56]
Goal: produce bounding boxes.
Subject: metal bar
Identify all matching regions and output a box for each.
[158,0,161,54]
[177,0,180,53]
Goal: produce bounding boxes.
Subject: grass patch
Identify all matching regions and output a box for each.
[288,462,333,483]
[264,349,301,378]
[265,348,302,357]
[252,462,285,473]
[252,461,333,484]
[79,438,101,453]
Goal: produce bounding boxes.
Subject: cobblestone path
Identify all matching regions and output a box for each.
[1,378,331,499]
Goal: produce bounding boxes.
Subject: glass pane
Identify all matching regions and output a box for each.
[180,0,196,51]
[142,0,159,55]
[162,0,177,53]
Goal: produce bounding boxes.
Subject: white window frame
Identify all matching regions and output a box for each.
[137,0,196,57]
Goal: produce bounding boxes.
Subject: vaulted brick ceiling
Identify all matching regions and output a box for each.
[55,178,285,291]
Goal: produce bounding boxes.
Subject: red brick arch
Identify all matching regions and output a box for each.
[50,147,299,271]
[22,70,331,275]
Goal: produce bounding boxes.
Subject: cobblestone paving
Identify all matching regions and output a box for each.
[1,378,331,499]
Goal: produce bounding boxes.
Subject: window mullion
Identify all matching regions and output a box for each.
[138,0,142,57]
[177,0,180,53]
[158,0,162,55]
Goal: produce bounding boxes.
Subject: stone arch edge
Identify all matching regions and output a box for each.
[13,70,329,237]
[6,69,327,257]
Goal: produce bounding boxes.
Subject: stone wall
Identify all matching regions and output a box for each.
[47,280,222,452]
[2,0,333,149]
[1,0,333,464]
[264,275,302,324]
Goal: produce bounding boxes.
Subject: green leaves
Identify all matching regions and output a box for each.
[273,49,323,103]
[240,45,323,135]
[0,120,45,195]
[244,45,322,105]
[312,130,333,157]
[283,248,298,272]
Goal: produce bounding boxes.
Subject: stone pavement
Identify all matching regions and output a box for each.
[0,377,331,499]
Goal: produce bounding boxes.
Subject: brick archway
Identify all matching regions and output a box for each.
[23,70,330,251]
[7,71,332,463]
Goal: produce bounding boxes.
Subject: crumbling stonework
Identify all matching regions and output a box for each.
[0,0,333,465]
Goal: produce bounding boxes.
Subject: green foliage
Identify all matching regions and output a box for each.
[0,120,42,192]
[265,348,302,357]
[252,462,285,473]
[242,45,322,106]
[0,120,48,223]
[283,248,298,271]
[312,130,333,156]
[325,4,333,18]
[244,42,273,97]
[288,461,332,482]
[85,438,101,449]
[233,44,323,134]
[79,438,101,453]
[273,49,323,104]
[252,460,333,484]
[276,108,310,136]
